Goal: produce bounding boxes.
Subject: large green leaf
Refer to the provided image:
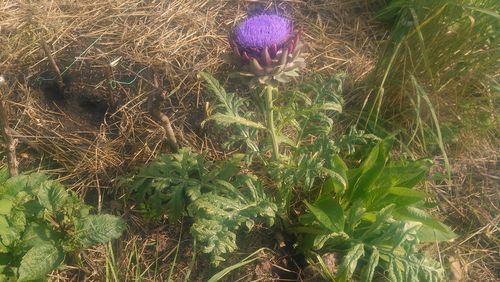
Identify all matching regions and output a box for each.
[21,222,61,250]
[0,216,9,251]
[36,181,68,213]
[386,159,431,188]
[77,215,126,248]
[0,210,26,247]
[0,173,47,198]
[349,141,391,202]
[416,225,457,242]
[374,187,428,208]
[18,243,64,281]
[385,252,445,282]
[305,197,344,232]
[0,200,12,215]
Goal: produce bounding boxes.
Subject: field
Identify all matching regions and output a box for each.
[0,0,498,281]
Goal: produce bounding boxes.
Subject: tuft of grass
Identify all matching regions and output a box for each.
[363,0,499,155]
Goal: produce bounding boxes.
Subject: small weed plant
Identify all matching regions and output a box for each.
[0,167,125,281]
[127,71,456,280]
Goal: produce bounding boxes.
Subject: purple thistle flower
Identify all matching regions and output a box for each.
[234,15,292,50]
[231,13,305,84]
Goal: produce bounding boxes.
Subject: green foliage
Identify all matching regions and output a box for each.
[129,73,456,280]
[198,74,456,280]
[127,149,276,266]
[292,140,457,281]
[0,167,125,281]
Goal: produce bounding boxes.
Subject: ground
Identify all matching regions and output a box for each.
[0,0,498,281]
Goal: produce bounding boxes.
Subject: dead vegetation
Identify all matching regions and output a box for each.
[0,0,497,281]
[441,151,499,281]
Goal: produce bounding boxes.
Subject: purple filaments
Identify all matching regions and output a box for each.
[234,15,293,50]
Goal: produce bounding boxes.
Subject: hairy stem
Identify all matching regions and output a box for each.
[265,85,280,161]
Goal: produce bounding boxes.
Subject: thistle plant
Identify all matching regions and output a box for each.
[230,13,306,162]
[128,10,455,280]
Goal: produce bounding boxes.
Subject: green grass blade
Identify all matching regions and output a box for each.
[207,248,271,282]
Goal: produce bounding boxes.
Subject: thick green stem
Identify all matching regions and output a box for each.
[265,85,280,161]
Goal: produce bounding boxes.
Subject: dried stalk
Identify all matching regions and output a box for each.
[40,39,65,90]
[7,128,41,153]
[0,77,18,176]
[147,90,179,153]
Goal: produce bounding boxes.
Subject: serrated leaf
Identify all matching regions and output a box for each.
[0,176,28,198]
[289,90,312,105]
[77,215,126,248]
[166,186,186,221]
[277,135,295,147]
[198,72,228,106]
[337,243,365,281]
[216,154,244,181]
[203,113,266,130]
[360,247,379,282]
[18,243,63,281]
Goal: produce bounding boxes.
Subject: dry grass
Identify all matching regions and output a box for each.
[436,141,499,281]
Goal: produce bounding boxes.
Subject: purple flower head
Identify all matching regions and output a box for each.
[230,13,305,84]
[234,14,293,50]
